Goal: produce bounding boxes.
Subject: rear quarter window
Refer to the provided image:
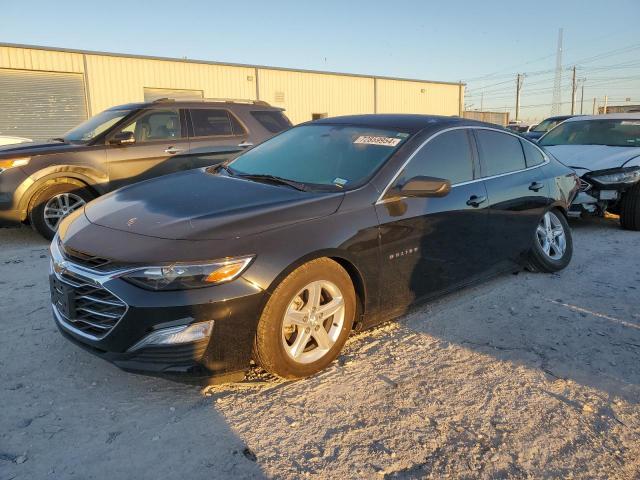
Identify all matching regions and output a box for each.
[520,139,546,167]
[251,110,292,133]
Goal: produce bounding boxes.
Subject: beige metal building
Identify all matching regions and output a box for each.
[0,43,464,140]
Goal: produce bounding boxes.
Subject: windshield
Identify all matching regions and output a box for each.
[540,119,640,147]
[532,119,559,132]
[228,124,411,189]
[63,109,132,142]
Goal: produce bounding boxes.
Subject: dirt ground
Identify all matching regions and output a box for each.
[1,217,639,480]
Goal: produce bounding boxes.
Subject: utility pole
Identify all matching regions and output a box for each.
[515,73,523,122]
[592,97,597,115]
[604,95,608,114]
[551,28,563,115]
[570,66,577,115]
[580,78,585,114]
[481,90,484,112]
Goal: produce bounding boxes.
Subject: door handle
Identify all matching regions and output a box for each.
[466,195,487,207]
[164,146,184,155]
[529,181,544,192]
[238,141,254,148]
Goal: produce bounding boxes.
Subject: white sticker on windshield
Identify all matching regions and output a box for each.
[354,135,402,147]
[621,121,640,126]
[333,177,348,187]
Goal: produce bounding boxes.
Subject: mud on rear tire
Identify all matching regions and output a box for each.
[620,183,640,231]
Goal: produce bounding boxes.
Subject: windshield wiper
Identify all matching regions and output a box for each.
[211,163,233,175]
[49,137,66,143]
[237,173,308,191]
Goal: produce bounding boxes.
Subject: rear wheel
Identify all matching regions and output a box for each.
[620,183,640,231]
[29,180,94,240]
[254,258,355,379]
[528,210,573,273]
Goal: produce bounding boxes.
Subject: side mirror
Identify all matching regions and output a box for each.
[400,176,451,198]
[109,131,135,145]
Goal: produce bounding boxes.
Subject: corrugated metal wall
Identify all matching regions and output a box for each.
[376,79,461,116]
[257,69,375,124]
[0,45,463,127]
[0,46,84,74]
[84,55,256,115]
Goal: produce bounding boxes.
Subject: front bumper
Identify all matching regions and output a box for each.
[569,170,640,216]
[49,238,267,381]
[0,167,31,224]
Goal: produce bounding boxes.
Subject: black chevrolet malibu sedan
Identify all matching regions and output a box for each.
[50,115,579,382]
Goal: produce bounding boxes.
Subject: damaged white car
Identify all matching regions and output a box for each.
[539,114,640,230]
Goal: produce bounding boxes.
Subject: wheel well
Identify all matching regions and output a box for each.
[550,204,569,220]
[25,176,97,216]
[329,256,366,324]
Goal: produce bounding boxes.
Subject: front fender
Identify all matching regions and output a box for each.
[240,205,381,319]
[17,165,108,220]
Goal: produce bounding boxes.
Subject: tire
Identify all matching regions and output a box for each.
[620,183,640,231]
[254,258,356,379]
[29,180,95,240]
[527,209,573,273]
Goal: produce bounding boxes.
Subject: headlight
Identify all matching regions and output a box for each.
[588,167,640,185]
[122,256,254,291]
[0,157,30,173]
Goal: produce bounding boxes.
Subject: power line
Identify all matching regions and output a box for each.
[461,29,637,83]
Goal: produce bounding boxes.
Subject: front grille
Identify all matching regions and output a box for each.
[579,178,592,192]
[51,271,127,339]
[59,242,114,271]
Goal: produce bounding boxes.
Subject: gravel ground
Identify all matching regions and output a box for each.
[1,217,639,479]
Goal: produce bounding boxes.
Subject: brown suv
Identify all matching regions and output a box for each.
[0,99,291,238]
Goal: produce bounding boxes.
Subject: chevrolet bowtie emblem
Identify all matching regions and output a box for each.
[54,260,69,275]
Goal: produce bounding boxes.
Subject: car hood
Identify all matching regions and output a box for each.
[543,144,640,172]
[524,131,544,140]
[84,168,344,240]
[0,140,81,158]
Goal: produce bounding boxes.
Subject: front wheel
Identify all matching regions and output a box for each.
[620,183,640,231]
[527,210,573,273]
[29,180,95,240]
[253,258,356,379]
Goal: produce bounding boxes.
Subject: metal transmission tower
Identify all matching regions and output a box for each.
[551,28,563,115]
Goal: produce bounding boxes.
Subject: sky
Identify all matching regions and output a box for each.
[1,0,639,122]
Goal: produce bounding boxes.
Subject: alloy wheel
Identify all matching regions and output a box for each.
[43,193,86,232]
[281,280,345,364]
[536,211,566,260]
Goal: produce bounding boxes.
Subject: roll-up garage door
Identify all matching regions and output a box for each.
[0,69,88,141]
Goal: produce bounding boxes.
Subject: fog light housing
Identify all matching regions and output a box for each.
[128,320,214,352]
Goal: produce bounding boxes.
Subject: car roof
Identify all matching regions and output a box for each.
[545,115,578,121]
[309,114,493,134]
[563,113,640,122]
[106,100,282,111]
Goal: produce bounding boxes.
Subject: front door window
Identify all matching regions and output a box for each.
[119,109,182,143]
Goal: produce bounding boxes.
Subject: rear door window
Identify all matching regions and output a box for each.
[251,110,292,133]
[475,129,526,177]
[190,109,241,137]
